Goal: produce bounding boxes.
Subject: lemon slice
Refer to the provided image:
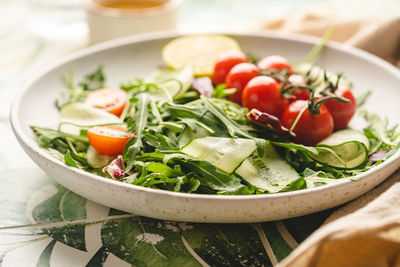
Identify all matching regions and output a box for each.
[162,35,241,76]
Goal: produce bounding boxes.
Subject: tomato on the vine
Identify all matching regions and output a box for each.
[241,76,288,118]
[225,62,259,104]
[257,55,293,73]
[281,100,334,146]
[88,125,134,156]
[212,50,247,85]
[85,88,128,117]
[286,74,310,103]
[323,84,357,130]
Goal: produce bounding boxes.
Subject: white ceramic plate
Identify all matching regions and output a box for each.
[11,32,400,223]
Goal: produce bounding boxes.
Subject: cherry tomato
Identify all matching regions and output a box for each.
[241,76,288,118]
[281,100,334,146]
[212,50,247,85]
[257,55,293,73]
[85,88,128,117]
[225,63,259,104]
[87,125,134,156]
[323,84,357,130]
[286,74,310,103]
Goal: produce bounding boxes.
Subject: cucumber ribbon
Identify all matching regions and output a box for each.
[310,129,370,169]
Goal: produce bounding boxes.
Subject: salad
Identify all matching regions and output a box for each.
[31,35,399,195]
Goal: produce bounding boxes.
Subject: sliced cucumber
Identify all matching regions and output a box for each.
[310,129,370,169]
[235,142,300,193]
[87,146,115,168]
[304,176,344,189]
[181,137,256,173]
[178,126,210,149]
[144,65,194,100]
[59,103,121,135]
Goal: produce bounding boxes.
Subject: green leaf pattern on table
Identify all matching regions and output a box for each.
[101,217,201,266]
[31,185,87,251]
[0,168,335,266]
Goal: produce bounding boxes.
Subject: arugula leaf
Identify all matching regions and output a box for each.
[56,65,106,110]
[359,109,398,147]
[356,90,371,108]
[123,94,150,171]
[272,141,319,156]
[79,65,105,91]
[31,126,89,147]
[172,158,245,194]
[145,162,184,177]
[65,150,79,168]
[201,96,253,139]
[280,177,306,192]
[211,84,236,98]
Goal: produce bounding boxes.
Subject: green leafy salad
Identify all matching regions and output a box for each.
[31,35,399,195]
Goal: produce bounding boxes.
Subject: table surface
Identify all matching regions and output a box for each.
[0,0,398,266]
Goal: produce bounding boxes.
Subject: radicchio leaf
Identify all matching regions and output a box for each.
[368,150,388,162]
[247,109,294,136]
[191,77,213,97]
[103,156,126,179]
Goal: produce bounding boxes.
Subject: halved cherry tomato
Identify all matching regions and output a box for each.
[257,55,293,73]
[241,76,288,118]
[225,63,259,104]
[286,74,310,103]
[87,125,134,156]
[281,100,334,146]
[85,88,128,117]
[323,84,357,130]
[212,50,247,85]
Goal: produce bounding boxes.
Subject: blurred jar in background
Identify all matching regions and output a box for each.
[86,0,181,44]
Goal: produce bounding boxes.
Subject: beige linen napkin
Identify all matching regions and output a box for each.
[261,14,400,267]
[263,13,400,64]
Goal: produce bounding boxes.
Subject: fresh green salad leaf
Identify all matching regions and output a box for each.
[359,109,397,147]
[173,159,246,194]
[57,65,106,109]
[31,126,90,169]
[123,94,151,171]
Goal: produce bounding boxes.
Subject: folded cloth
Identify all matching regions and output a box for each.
[279,171,400,267]
[261,14,400,267]
[262,13,400,65]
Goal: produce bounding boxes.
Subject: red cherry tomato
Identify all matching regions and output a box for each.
[225,63,259,104]
[281,100,334,146]
[88,125,134,156]
[85,88,128,117]
[212,50,247,85]
[241,76,288,118]
[287,74,310,103]
[257,55,293,73]
[323,84,357,130]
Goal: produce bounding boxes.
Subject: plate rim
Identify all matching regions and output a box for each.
[10,30,400,201]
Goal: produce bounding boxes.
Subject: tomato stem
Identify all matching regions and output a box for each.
[281,84,314,95]
[260,68,290,81]
[305,27,335,63]
[308,93,350,115]
[290,104,308,132]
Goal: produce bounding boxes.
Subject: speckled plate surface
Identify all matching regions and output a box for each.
[11,32,400,223]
